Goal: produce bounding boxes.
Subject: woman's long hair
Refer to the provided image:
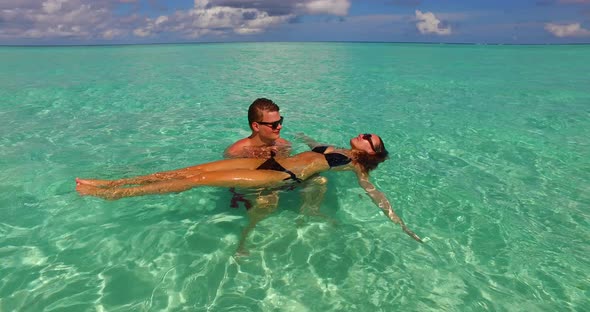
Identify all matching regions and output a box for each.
[353,137,389,173]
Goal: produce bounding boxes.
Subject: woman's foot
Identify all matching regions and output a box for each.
[76,182,118,200]
[76,183,100,196]
[76,178,116,188]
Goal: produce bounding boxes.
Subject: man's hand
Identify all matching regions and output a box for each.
[239,145,290,158]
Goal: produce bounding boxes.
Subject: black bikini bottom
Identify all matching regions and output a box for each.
[256,153,303,183]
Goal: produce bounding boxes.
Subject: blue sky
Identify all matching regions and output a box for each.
[1,0,589,45]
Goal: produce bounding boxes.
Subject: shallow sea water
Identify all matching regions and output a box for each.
[0,43,589,311]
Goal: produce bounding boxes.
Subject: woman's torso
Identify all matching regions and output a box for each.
[271,149,353,180]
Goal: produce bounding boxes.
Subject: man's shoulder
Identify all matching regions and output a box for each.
[275,138,291,145]
[224,138,253,158]
[227,137,253,149]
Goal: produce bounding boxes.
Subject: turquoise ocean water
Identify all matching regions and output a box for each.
[0,43,589,311]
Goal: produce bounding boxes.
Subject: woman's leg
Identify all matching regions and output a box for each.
[76,167,208,188]
[77,169,291,200]
[76,171,191,188]
[76,158,266,188]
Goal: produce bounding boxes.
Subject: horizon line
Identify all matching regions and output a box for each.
[1,40,590,48]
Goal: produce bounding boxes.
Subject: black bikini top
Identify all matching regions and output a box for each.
[311,146,352,168]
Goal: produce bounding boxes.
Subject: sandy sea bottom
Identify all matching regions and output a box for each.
[0,43,589,311]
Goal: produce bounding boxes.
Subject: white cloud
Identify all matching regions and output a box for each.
[132,28,151,37]
[545,22,590,37]
[302,0,351,16]
[194,0,209,10]
[0,0,125,40]
[133,3,294,39]
[415,10,451,35]
[0,0,352,42]
[0,0,39,10]
[102,29,124,39]
[42,0,67,14]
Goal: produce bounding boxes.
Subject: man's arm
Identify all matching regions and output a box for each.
[274,138,292,157]
[224,139,292,159]
[355,170,423,242]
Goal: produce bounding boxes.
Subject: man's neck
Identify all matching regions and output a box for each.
[248,134,276,146]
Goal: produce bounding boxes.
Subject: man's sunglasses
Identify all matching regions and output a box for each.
[363,133,377,152]
[257,116,284,130]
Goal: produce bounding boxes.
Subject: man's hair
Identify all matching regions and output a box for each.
[248,98,280,130]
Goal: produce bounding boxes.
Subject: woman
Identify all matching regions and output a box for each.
[76,133,422,242]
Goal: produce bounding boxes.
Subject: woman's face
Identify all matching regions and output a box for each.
[350,133,379,154]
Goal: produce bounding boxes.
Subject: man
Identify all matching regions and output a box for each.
[224,98,291,159]
[224,98,294,254]
[224,98,329,255]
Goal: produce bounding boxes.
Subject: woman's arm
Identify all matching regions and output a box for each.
[355,171,423,242]
[294,133,326,149]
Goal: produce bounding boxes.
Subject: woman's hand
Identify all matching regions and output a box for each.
[294,132,323,149]
[355,171,423,243]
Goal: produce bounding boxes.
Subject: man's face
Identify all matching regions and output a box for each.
[255,110,283,142]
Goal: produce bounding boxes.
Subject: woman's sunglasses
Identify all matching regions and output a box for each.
[362,133,377,152]
[257,116,284,130]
